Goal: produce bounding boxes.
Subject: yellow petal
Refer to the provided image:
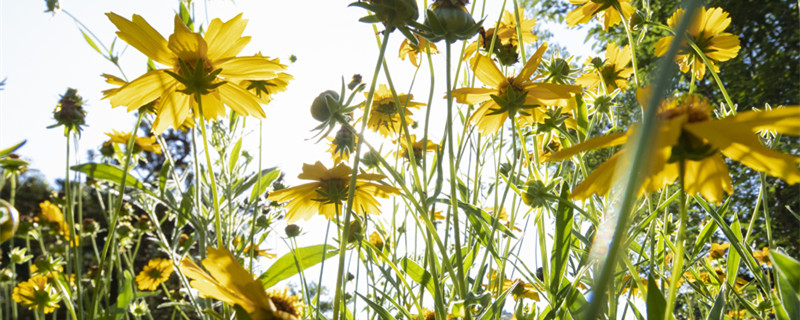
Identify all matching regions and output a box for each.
[205,13,251,61]
[720,106,800,135]
[152,89,192,134]
[452,87,496,105]
[685,121,800,184]
[167,15,208,64]
[701,7,732,35]
[683,154,732,204]
[218,83,265,118]
[704,33,740,62]
[106,13,174,65]
[654,36,672,57]
[514,44,547,87]
[218,56,284,80]
[566,2,600,27]
[571,152,621,200]
[523,83,581,106]
[469,100,508,136]
[110,70,175,112]
[199,91,226,120]
[469,54,505,88]
[548,131,628,161]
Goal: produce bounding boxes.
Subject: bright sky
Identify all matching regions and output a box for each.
[1,0,593,184]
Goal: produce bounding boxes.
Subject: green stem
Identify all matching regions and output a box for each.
[664,160,687,319]
[686,39,736,113]
[89,111,144,318]
[617,5,641,88]
[196,97,224,248]
[332,30,391,320]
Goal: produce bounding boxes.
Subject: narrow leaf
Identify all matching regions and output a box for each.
[71,163,152,195]
[249,169,280,203]
[228,138,243,173]
[258,244,337,289]
[81,30,103,55]
[0,140,25,158]
[401,258,435,296]
[550,183,573,296]
[646,273,666,320]
[707,287,725,320]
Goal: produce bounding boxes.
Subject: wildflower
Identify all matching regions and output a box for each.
[104,130,162,154]
[265,288,305,319]
[284,224,301,237]
[423,0,480,43]
[463,10,536,65]
[267,162,400,223]
[753,247,772,267]
[136,258,174,291]
[486,271,540,301]
[548,94,800,202]
[180,246,297,320]
[369,231,385,251]
[38,201,78,247]
[9,247,33,264]
[327,126,357,164]
[655,7,741,80]
[233,237,277,259]
[399,35,439,67]
[12,275,61,314]
[240,56,292,105]
[0,199,19,243]
[395,134,438,165]
[129,300,149,317]
[49,88,87,135]
[453,43,581,136]
[349,0,419,32]
[360,84,425,137]
[576,42,634,92]
[566,0,635,31]
[105,13,287,134]
[708,242,730,259]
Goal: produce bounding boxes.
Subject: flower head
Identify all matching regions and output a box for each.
[399,35,439,67]
[395,134,439,165]
[359,84,425,137]
[708,242,730,259]
[753,247,772,267]
[105,13,287,134]
[576,42,634,92]
[463,10,536,65]
[12,275,61,314]
[136,258,174,291]
[180,246,297,320]
[50,88,87,135]
[266,288,305,319]
[548,94,800,202]
[267,162,400,223]
[453,43,581,136]
[39,201,78,247]
[104,130,162,154]
[566,0,635,31]
[327,126,357,165]
[655,7,741,80]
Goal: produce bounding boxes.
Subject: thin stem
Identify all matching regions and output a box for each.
[617,5,641,88]
[196,97,224,248]
[664,160,687,319]
[332,30,391,320]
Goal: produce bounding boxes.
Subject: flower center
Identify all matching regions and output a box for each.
[315,178,350,204]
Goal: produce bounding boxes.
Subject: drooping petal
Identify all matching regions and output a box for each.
[685,121,800,184]
[205,13,251,61]
[566,2,601,27]
[469,54,505,88]
[199,90,226,120]
[683,154,732,204]
[715,106,800,135]
[297,162,331,180]
[523,82,581,106]
[218,83,266,117]
[152,89,192,134]
[548,131,628,161]
[109,70,175,112]
[106,13,174,65]
[704,33,740,62]
[654,36,673,57]
[701,7,732,35]
[571,151,621,200]
[168,16,208,64]
[469,100,508,136]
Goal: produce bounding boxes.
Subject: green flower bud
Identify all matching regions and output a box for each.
[310,90,341,122]
[285,224,301,237]
[0,199,19,244]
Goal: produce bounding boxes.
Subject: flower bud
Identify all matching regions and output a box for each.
[424,0,481,43]
[50,88,87,135]
[0,199,19,244]
[310,90,341,122]
[285,224,301,237]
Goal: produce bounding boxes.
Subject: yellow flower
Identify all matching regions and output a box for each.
[576,42,634,92]
[453,43,582,136]
[104,129,162,154]
[12,274,61,314]
[38,201,78,247]
[708,242,730,259]
[233,236,278,259]
[753,247,772,267]
[566,0,635,31]
[395,134,438,164]
[265,288,304,319]
[485,270,540,301]
[105,13,287,134]
[136,258,174,291]
[240,56,293,105]
[463,10,537,64]
[327,127,357,165]
[368,231,385,251]
[548,94,800,202]
[180,246,297,320]
[267,162,400,223]
[359,84,425,137]
[655,7,741,80]
[399,35,439,68]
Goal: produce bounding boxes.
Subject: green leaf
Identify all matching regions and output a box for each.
[114,271,135,320]
[772,250,800,319]
[478,279,514,320]
[81,30,103,55]
[550,183,573,296]
[258,244,338,289]
[71,163,153,195]
[574,95,589,141]
[356,292,397,320]
[0,140,25,158]
[692,219,718,258]
[707,287,726,320]
[726,214,742,286]
[646,273,666,320]
[233,167,277,200]
[358,15,382,23]
[401,258,435,296]
[228,138,243,173]
[249,169,280,203]
[158,161,171,194]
